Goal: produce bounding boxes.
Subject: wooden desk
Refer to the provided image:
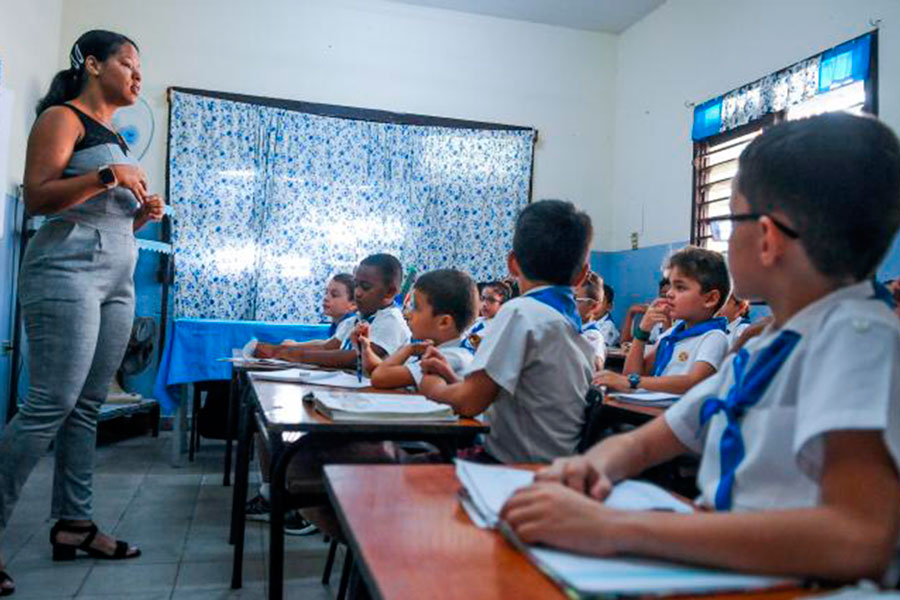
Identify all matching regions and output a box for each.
[230,377,489,600]
[603,393,667,420]
[325,464,811,600]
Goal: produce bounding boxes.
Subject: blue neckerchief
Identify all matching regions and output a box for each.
[582,321,601,333]
[651,317,728,376]
[470,321,486,335]
[871,280,897,308]
[599,313,612,325]
[328,312,356,338]
[341,312,377,350]
[525,286,582,333]
[699,330,801,510]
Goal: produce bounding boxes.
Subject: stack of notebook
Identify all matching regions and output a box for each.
[455,460,794,598]
[310,391,457,422]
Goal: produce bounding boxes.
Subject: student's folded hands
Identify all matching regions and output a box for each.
[592,370,629,391]
[418,346,460,383]
[536,455,614,500]
[500,482,623,556]
[350,322,370,347]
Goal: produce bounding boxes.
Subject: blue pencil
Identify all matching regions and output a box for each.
[356,339,363,383]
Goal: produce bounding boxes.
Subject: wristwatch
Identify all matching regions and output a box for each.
[97,165,117,189]
[633,326,652,342]
[627,373,641,389]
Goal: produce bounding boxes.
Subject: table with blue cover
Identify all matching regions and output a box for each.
[153,318,330,415]
[153,318,330,472]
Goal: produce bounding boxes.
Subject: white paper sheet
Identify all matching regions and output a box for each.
[252,369,370,389]
[614,390,680,405]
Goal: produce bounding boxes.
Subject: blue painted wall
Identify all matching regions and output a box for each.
[0,193,20,418]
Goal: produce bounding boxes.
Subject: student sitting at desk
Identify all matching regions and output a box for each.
[577,271,607,371]
[463,280,512,351]
[596,283,620,347]
[719,293,752,350]
[280,273,356,348]
[419,199,594,463]
[360,269,477,390]
[254,253,411,366]
[594,246,730,395]
[501,114,900,586]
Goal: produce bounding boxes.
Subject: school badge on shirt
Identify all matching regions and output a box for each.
[678,351,689,363]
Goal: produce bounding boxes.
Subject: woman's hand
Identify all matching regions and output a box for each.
[254,342,280,359]
[137,194,164,221]
[593,370,629,391]
[500,483,624,556]
[111,164,149,204]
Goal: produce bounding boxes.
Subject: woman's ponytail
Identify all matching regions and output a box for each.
[35,68,84,115]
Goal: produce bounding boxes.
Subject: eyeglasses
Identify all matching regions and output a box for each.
[709,213,800,242]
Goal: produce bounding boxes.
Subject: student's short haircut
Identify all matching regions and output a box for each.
[513,200,593,285]
[331,273,355,301]
[482,280,513,303]
[359,254,403,290]
[603,283,615,306]
[579,272,602,301]
[665,246,730,311]
[414,269,477,332]
[737,113,900,281]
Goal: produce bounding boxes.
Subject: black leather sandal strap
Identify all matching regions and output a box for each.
[77,524,100,551]
[113,540,130,558]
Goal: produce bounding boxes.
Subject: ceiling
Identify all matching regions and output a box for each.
[389,0,667,33]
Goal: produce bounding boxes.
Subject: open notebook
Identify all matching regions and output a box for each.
[455,460,794,598]
[250,368,371,389]
[309,390,456,422]
[612,390,680,406]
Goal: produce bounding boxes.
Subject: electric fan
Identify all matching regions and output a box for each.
[112,96,155,159]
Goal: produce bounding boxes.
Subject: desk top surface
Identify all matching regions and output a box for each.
[249,378,489,435]
[604,394,667,418]
[324,464,812,600]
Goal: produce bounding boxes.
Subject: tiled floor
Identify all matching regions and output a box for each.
[2,433,343,599]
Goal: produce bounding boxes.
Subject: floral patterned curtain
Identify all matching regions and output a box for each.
[168,91,535,322]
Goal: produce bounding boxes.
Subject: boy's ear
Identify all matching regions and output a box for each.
[437,314,455,330]
[758,214,791,268]
[703,289,722,310]
[571,263,589,287]
[507,252,520,278]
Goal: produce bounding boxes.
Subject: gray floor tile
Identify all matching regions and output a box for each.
[170,584,266,599]
[79,561,180,595]
[175,559,265,590]
[6,562,92,596]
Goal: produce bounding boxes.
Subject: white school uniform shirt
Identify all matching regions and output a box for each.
[404,336,474,389]
[331,315,357,346]
[727,317,751,349]
[596,313,620,347]
[342,305,411,355]
[467,287,594,464]
[580,321,608,366]
[646,320,730,376]
[664,281,900,581]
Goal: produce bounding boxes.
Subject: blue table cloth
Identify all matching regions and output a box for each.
[153,318,330,414]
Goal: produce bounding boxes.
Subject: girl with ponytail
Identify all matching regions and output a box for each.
[0,30,163,594]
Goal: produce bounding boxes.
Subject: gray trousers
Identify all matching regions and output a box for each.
[0,220,136,534]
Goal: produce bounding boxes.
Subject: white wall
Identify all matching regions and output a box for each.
[610,0,900,251]
[0,0,63,191]
[58,0,618,247]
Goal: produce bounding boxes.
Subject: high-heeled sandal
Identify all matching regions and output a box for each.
[49,522,140,561]
[0,570,15,596]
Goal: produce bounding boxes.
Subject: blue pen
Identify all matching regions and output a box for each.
[356,339,363,383]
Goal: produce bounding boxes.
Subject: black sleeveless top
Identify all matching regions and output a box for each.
[61,103,129,155]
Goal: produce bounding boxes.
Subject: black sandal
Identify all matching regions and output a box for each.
[0,571,14,596]
[49,522,140,561]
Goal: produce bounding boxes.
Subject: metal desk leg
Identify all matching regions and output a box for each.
[169,385,189,467]
[223,370,239,486]
[268,437,298,600]
[230,395,253,587]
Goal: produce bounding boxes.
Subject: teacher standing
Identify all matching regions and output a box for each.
[0,30,163,595]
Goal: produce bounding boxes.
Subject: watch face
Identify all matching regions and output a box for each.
[99,167,115,185]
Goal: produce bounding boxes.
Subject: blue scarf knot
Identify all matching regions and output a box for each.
[698,329,801,510]
[651,317,728,376]
[525,286,582,333]
[328,311,356,338]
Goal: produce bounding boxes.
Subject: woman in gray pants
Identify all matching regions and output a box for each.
[0,30,164,595]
